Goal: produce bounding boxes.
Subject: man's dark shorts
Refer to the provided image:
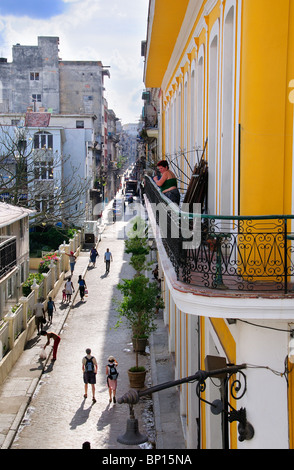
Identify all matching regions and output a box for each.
[83,371,96,384]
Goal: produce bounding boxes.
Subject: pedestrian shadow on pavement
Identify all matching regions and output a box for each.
[69,398,94,429]
[43,361,54,374]
[58,302,69,310]
[96,404,115,432]
[100,272,109,279]
[29,359,46,372]
[24,336,41,350]
[72,299,87,308]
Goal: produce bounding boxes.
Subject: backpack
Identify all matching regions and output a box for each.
[85,356,95,373]
[108,363,118,380]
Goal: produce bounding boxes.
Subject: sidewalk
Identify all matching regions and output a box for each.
[0,206,185,450]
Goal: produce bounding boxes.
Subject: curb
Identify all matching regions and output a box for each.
[149,331,164,449]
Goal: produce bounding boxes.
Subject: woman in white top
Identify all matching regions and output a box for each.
[65,277,74,302]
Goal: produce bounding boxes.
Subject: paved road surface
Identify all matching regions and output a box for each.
[10,216,154,449]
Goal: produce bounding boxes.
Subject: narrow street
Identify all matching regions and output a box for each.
[9,210,155,449]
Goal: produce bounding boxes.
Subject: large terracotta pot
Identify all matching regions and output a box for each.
[128,369,146,389]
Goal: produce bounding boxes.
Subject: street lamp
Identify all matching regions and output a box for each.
[117,362,254,446]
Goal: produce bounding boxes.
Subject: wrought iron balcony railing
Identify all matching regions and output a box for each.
[144,176,294,294]
[0,236,17,280]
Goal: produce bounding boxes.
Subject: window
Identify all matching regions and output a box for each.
[33,131,53,150]
[32,94,41,102]
[30,72,39,81]
[76,120,84,128]
[35,195,54,213]
[34,160,53,180]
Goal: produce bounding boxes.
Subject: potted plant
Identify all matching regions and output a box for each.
[115,217,164,388]
[117,275,163,388]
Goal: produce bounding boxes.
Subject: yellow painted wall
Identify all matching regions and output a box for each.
[145,0,190,87]
[200,317,237,449]
[240,0,293,215]
[147,0,294,449]
[284,1,294,215]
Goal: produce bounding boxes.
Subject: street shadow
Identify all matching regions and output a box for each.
[43,361,54,374]
[97,403,115,432]
[30,358,45,372]
[73,299,85,308]
[100,272,109,279]
[69,398,94,429]
[24,336,41,350]
[59,302,69,310]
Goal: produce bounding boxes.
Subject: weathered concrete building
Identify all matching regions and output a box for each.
[0,37,60,115]
[0,36,110,142]
[0,36,117,220]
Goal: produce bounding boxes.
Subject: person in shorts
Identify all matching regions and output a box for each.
[34,299,45,335]
[47,297,56,324]
[82,348,97,403]
[106,355,118,403]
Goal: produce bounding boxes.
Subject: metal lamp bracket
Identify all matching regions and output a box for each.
[196,366,254,442]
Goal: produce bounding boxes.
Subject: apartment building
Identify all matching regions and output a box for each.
[0,111,98,227]
[0,202,33,320]
[143,0,294,449]
[0,36,113,219]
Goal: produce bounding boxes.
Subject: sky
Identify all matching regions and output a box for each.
[0,0,149,125]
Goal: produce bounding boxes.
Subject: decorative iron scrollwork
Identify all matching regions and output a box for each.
[195,366,254,442]
[144,176,294,294]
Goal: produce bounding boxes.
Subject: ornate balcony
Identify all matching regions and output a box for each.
[144,176,294,296]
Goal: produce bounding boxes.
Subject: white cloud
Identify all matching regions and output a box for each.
[0,0,149,124]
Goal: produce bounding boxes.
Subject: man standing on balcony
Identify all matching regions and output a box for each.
[34,299,45,335]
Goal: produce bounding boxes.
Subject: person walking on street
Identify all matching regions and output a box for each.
[66,251,76,275]
[34,299,45,335]
[77,275,87,301]
[104,248,113,274]
[65,277,74,302]
[82,348,97,403]
[89,246,99,267]
[40,331,61,361]
[47,297,56,324]
[106,356,118,403]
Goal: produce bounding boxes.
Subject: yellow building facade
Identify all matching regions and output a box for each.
[144,0,294,449]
